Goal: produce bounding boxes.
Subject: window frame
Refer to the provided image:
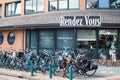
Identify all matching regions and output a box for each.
[5,1,21,17]
[25,0,44,14]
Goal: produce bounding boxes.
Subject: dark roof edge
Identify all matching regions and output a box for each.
[0,23,120,29]
[101,23,120,27]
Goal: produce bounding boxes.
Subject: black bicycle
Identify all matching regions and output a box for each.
[64,54,98,78]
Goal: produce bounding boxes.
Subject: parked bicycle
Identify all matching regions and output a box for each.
[64,49,98,78]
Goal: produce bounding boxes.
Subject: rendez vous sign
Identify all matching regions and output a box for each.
[60,16,101,26]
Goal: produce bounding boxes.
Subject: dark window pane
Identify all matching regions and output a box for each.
[31,30,38,49]
[8,32,15,45]
[49,0,57,11]
[59,0,67,9]
[0,32,4,45]
[99,0,109,8]
[39,30,55,49]
[57,29,74,49]
[69,0,79,9]
[86,0,98,9]
[110,0,120,9]
[37,0,44,12]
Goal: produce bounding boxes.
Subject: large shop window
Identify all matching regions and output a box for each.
[31,30,38,49]
[99,29,118,48]
[25,0,44,14]
[0,32,4,45]
[49,0,79,11]
[57,29,75,50]
[39,30,55,51]
[77,30,96,49]
[0,5,2,18]
[8,32,15,45]
[6,2,21,16]
[86,0,120,9]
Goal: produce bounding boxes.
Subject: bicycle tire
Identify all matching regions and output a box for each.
[64,64,78,78]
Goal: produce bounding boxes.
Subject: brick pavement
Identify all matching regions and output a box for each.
[0,67,120,80]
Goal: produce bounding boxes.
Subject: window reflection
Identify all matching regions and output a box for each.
[25,0,44,14]
[86,0,98,9]
[69,0,79,9]
[77,30,96,49]
[49,0,79,11]
[49,0,57,11]
[87,0,120,9]
[37,0,44,12]
[110,0,120,9]
[59,0,67,9]
[6,4,12,16]
[99,0,109,8]
[8,32,15,45]
[15,3,21,14]
[33,0,37,12]
[99,30,117,48]
[6,2,21,16]
[26,0,33,14]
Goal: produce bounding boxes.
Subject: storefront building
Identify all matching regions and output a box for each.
[0,0,120,59]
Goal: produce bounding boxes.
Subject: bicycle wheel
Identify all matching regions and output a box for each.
[85,69,97,77]
[64,64,78,78]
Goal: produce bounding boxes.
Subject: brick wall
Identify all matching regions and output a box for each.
[80,0,85,10]
[0,29,26,51]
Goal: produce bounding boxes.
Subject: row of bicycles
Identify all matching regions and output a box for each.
[0,48,98,79]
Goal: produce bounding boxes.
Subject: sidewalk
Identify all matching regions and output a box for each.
[0,68,70,80]
[0,66,120,80]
